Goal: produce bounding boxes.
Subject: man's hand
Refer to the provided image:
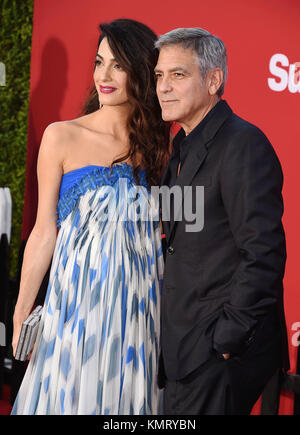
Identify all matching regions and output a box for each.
[222,353,230,360]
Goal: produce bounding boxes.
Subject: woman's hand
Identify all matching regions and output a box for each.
[12,309,29,358]
[12,317,23,358]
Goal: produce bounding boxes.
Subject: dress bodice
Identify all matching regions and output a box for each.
[56,163,148,228]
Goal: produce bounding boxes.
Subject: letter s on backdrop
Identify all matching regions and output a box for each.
[268,53,289,91]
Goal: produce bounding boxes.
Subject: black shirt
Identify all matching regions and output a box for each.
[169,99,224,187]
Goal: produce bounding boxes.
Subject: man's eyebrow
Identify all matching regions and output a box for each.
[154,66,189,73]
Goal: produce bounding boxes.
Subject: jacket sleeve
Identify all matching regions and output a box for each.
[212,126,286,355]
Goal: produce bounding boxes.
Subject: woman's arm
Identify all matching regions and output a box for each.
[12,123,65,356]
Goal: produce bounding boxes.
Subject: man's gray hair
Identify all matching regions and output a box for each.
[155,28,227,97]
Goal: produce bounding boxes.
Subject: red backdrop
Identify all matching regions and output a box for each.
[22,0,300,414]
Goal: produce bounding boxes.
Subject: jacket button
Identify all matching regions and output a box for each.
[167,246,175,255]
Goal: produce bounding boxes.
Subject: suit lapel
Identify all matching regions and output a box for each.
[160,151,179,241]
[168,142,208,238]
[160,130,183,241]
[160,153,176,188]
[162,99,233,243]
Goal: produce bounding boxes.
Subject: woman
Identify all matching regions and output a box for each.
[11,18,170,415]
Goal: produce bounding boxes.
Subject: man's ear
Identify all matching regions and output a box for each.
[207,68,223,96]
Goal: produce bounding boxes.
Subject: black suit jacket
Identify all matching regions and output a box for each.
[159,99,289,382]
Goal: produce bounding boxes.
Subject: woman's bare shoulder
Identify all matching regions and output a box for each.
[45,113,101,141]
[42,113,129,170]
[43,118,80,139]
[40,116,91,153]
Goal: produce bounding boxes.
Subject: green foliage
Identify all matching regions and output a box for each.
[0,0,34,277]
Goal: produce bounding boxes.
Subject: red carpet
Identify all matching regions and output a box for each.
[0,384,12,415]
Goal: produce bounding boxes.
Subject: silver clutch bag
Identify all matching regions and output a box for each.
[15,305,43,361]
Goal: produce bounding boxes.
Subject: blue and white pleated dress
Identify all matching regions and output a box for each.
[11,163,164,415]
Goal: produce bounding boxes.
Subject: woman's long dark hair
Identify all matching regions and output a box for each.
[81,18,171,186]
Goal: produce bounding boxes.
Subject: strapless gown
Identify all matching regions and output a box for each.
[11,163,164,415]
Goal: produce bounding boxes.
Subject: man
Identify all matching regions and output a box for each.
[155,28,289,415]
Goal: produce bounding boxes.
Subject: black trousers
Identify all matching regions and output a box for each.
[163,330,282,415]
